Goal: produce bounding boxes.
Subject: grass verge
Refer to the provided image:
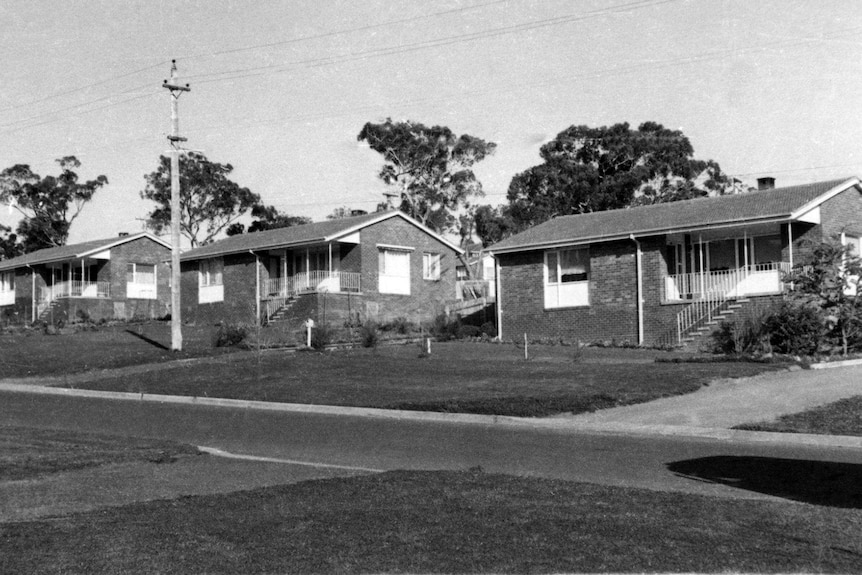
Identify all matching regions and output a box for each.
[2,469,861,574]
[0,425,199,481]
[734,395,862,436]
[57,343,784,417]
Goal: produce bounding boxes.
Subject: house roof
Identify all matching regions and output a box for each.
[179,210,463,261]
[490,177,860,254]
[0,232,170,271]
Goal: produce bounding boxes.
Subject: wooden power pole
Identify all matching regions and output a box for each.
[163,60,190,352]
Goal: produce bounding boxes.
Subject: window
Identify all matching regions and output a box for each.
[127,263,157,299]
[0,271,14,306]
[199,258,224,303]
[544,247,589,308]
[378,248,410,295]
[423,253,441,280]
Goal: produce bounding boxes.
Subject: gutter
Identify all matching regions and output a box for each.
[629,234,644,346]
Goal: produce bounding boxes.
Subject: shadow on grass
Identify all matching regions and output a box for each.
[124,329,170,351]
[668,455,862,508]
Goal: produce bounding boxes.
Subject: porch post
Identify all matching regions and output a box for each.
[787,223,794,268]
[698,235,705,299]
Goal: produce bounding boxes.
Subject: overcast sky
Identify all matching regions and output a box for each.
[1,0,860,244]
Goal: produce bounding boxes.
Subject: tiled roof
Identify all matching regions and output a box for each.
[490,178,858,253]
[180,210,462,261]
[0,232,167,271]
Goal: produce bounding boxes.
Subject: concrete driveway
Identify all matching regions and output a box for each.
[569,362,862,429]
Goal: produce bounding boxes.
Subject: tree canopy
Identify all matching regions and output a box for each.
[0,224,22,260]
[226,203,312,236]
[140,153,259,247]
[505,121,732,231]
[0,156,107,253]
[357,118,496,233]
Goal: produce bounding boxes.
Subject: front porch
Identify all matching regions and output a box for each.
[262,271,362,300]
[664,261,792,301]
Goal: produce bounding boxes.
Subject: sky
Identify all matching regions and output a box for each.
[1,0,861,245]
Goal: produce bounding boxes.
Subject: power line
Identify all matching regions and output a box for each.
[188,0,675,86]
[0,60,168,115]
[178,0,510,63]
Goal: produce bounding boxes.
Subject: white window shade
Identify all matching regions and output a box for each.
[379,249,410,295]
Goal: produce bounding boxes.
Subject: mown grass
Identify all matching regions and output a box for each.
[735,395,862,436]
[62,343,784,417]
[0,322,233,378]
[0,425,199,481]
[2,468,861,574]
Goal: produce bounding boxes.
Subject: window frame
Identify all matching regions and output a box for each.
[544,247,590,309]
[378,247,411,295]
[198,257,225,303]
[422,252,441,281]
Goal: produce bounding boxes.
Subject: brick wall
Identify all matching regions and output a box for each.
[108,237,171,320]
[498,239,644,344]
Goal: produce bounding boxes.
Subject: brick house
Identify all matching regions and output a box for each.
[0,232,172,325]
[489,177,862,346]
[178,210,463,329]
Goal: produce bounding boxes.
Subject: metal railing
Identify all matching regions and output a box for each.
[41,280,111,302]
[665,262,791,301]
[262,271,361,299]
[665,262,791,345]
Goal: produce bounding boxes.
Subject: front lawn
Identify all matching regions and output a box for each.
[735,396,862,436]
[0,322,232,378]
[63,342,784,417]
[2,468,860,574]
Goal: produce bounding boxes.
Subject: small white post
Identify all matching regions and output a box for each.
[524,332,528,360]
[305,318,314,347]
[426,337,431,355]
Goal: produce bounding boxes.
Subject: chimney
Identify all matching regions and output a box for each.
[118,232,129,237]
[757,177,775,191]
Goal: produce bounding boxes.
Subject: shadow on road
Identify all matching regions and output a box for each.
[668,455,862,508]
[124,329,170,351]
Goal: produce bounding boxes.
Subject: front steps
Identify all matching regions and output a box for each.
[680,298,751,350]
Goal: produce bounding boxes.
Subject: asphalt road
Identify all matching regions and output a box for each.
[2,390,861,504]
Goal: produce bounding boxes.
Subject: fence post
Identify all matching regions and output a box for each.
[524,332,528,360]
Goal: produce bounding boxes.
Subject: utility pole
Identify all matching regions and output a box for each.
[163,60,190,352]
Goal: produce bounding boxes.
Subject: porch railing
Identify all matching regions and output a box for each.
[262,271,361,300]
[665,262,791,346]
[665,262,791,302]
[41,280,111,302]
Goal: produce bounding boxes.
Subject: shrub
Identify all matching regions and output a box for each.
[310,322,334,350]
[359,321,380,348]
[383,316,412,335]
[212,322,249,348]
[480,321,496,337]
[456,324,482,339]
[710,316,769,355]
[75,308,91,323]
[430,313,460,341]
[759,302,823,356]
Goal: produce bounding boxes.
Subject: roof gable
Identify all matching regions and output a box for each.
[0,232,170,271]
[491,177,859,253]
[180,210,463,261]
